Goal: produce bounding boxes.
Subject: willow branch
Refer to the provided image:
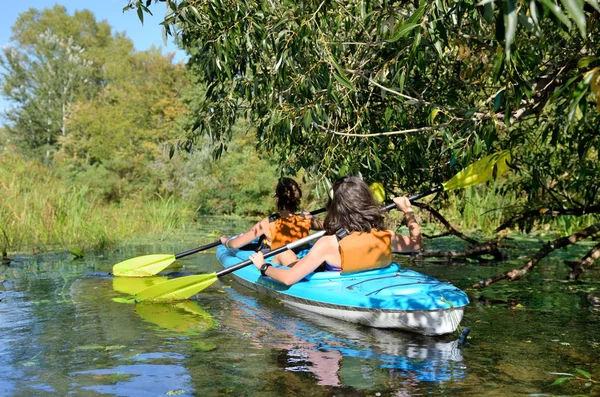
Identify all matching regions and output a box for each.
[567,242,600,280]
[412,202,480,246]
[416,240,501,259]
[315,122,452,137]
[473,223,600,288]
[495,205,600,233]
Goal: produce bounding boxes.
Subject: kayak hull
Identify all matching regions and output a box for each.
[216,245,469,336]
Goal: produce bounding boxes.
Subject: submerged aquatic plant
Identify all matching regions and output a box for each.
[550,368,599,393]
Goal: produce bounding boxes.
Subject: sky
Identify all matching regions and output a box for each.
[0,0,187,118]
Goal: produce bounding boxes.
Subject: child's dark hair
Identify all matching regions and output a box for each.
[275,177,302,212]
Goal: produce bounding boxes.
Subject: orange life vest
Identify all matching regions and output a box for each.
[268,215,311,249]
[339,229,392,273]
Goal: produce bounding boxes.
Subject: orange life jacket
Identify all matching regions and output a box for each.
[339,229,392,273]
[268,215,311,249]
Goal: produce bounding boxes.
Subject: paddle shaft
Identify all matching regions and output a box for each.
[382,185,444,211]
[175,240,221,260]
[216,230,327,277]
[172,208,327,260]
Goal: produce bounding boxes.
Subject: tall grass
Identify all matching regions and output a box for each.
[0,152,193,255]
[442,181,598,236]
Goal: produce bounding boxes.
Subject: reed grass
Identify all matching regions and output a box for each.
[1,151,596,256]
[442,181,598,236]
[0,152,193,255]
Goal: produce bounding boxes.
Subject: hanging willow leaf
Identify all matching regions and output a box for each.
[561,0,587,37]
[503,0,518,56]
[540,0,572,28]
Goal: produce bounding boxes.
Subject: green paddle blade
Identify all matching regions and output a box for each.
[112,254,176,277]
[135,273,219,303]
[442,151,511,191]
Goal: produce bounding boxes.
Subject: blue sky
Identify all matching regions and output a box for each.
[0,1,187,118]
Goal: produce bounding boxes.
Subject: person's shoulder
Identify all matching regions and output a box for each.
[315,234,338,247]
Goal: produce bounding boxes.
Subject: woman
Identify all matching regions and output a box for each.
[248,176,422,285]
[220,177,321,266]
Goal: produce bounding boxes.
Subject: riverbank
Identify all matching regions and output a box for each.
[2,151,597,259]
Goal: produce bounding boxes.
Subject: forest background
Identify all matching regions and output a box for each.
[0,2,598,287]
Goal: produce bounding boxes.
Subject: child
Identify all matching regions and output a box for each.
[220,177,321,266]
[248,176,422,284]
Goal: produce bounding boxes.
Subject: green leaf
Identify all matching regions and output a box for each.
[575,368,592,379]
[577,56,599,68]
[494,91,504,112]
[388,23,420,42]
[493,49,505,82]
[503,0,518,56]
[329,56,354,90]
[333,72,354,90]
[398,69,406,93]
[137,7,144,24]
[540,0,572,28]
[550,377,572,386]
[561,0,586,37]
[585,0,600,12]
[303,111,312,129]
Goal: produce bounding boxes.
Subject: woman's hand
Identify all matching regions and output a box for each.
[220,235,229,246]
[249,252,266,270]
[393,196,413,214]
[301,209,313,219]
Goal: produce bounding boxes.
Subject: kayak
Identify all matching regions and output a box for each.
[216,244,469,336]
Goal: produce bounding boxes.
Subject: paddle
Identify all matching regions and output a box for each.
[135,230,327,302]
[134,150,511,303]
[112,207,328,277]
[382,150,512,211]
[112,241,221,277]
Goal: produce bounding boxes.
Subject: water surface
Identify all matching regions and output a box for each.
[1,220,598,396]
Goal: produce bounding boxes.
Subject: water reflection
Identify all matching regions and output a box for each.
[112,277,217,335]
[219,286,466,390]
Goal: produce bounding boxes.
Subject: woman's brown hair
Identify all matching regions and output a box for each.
[323,176,385,234]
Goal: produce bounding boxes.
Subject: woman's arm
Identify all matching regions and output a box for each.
[249,235,339,285]
[390,196,423,252]
[220,217,270,249]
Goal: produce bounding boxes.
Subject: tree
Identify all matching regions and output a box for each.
[0,6,115,162]
[128,0,599,213]
[1,30,95,161]
[56,49,188,200]
[127,0,600,285]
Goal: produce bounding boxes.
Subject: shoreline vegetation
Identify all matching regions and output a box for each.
[1,149,596,259]
[0,6,596,262]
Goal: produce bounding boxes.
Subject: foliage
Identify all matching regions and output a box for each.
[131,0,600,230]
[0,150,193,254]
[551,367,599,394]
[0,6,117,162]
[56,49,189,201]
[171,121,321,217]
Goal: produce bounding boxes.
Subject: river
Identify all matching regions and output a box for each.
[1,218,598,396]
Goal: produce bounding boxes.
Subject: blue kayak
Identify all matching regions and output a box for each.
[216,244,469,335]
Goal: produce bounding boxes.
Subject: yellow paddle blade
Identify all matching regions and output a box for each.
[442,151,511,191]
[112,254,176,277]
[369,182,386,202]
[135,273,219,303]
[135,301,217,334]
[112,276,168,295]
